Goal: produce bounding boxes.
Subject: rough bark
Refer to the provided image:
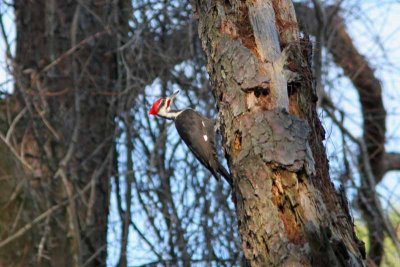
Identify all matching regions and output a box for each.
[194,1,365,266]
[0,1,125,266]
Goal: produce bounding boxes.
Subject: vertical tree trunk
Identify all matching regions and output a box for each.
[0,1,125,266]
[194,1,366,266]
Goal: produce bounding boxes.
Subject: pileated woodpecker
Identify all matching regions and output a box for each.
[149,90,232,186]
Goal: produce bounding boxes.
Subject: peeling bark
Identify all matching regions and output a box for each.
[194,1,365,266]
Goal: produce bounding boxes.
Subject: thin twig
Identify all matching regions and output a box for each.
[0,8,12,59]
[40,30,110,74]
[82,245,106,267]
[324,107,400,254]
[85,147,113,225]
[0,179,92,249]
[0,131,34,172]
[6,107,27,143]
[37,215,51,264]
[0,203,61,249]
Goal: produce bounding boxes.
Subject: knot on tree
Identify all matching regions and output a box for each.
[241,86,270,98]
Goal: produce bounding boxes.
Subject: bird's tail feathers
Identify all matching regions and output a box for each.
[218,164,233,187]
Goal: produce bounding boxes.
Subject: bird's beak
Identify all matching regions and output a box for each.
[171,90,180,100]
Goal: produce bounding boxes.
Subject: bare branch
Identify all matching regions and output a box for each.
[40,29,111,74]
[295,3,387,182]
[37,215,51,264]
[0,180,92,249]
[5,107,27,143]
[383,152,400,173]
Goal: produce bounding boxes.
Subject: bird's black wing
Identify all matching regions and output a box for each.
[174,109,220,178]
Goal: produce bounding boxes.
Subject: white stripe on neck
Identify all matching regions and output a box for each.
[157,109,184,120]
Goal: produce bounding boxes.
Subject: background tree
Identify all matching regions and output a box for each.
[0,0,128,266]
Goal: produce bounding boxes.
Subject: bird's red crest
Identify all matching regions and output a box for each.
[149,98,163,115]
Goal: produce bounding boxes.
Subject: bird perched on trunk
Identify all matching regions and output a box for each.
[149,90,232,186]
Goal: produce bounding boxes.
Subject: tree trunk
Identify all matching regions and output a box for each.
[194,1,366,266]
[0,1,125,266]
